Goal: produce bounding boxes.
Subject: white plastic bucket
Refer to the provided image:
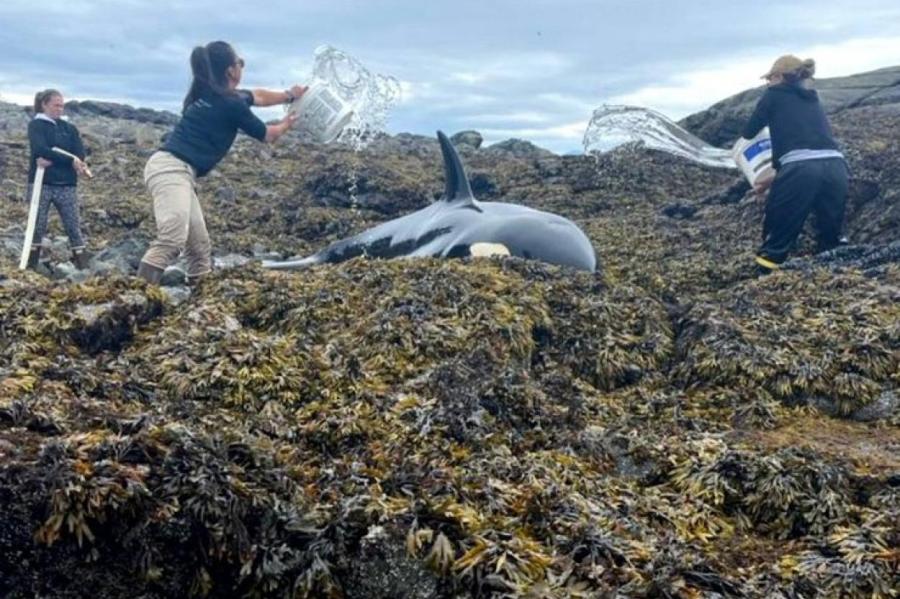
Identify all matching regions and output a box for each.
[731,127,775,187]
[289,82,355,144]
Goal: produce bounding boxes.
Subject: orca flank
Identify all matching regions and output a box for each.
[264,131,597,272]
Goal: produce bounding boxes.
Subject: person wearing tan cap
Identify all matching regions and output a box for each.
[742,55,848,273]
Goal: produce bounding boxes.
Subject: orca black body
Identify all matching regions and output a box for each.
[264,131,597,272]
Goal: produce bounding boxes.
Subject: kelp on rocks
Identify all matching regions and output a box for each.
[0,96,899,597]
[1,257,897,598]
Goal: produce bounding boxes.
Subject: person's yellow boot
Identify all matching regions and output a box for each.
[754,255,780,275]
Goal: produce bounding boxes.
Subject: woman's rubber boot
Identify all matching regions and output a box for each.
[72,249,92,270]
[137,261,164,285]
[754,255,780,276]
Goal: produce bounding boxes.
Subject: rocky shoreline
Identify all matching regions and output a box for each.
[0,67,897,597]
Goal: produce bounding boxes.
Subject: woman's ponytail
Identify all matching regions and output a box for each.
[797,58,816,80]
[183,42,237,112]
[190,46,213,85]
[784,58,816,85]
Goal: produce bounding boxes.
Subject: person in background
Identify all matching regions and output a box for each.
[742,55,849,273]
[25,89,91,270]
[136,40,305,284]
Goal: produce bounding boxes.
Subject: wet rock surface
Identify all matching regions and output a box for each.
[0,70,898,597]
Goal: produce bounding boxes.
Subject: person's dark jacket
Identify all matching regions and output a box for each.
[161,89,267,177]
[27,116,86,186]
[742,82,840,169]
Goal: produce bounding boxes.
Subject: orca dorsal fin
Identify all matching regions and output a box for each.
[437,131,476,204]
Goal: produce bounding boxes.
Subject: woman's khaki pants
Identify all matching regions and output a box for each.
[139,151,212,278]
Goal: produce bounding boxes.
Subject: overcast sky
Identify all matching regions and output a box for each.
[2,0,900,153]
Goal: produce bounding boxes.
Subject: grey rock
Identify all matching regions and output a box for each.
[576,427,661,483]
[215,186,237,203]
[450,130,483,149]
[661,201,699,220]
[70,291,161,354]
[850,390,899,422]
[341,525,443,599]
[484,137,556,159]
[160,285,192,306]
[0,225,26,256]
[93,237,149,273]
[160,265,187,287]
[811,390,899,422]
[53,261,90,284]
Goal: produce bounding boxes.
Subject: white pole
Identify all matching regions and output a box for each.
[51,146,93,178]
[19,166,45,270]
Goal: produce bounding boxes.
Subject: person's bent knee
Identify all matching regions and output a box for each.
[142,243,182,270]
[154,213,191,246]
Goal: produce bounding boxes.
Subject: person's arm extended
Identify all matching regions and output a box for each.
[265,113,298,143]
[252,85,307,108]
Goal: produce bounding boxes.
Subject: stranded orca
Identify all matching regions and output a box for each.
[264,131,596,272]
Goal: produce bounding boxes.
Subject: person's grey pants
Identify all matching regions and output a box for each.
[27,184,85,251]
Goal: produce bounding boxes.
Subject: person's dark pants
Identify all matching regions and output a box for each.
[757,157,848,268]
[26,184,86,251]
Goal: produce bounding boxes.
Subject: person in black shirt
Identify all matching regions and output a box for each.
[25,89,92,270]
[137,40,305,284]
[742,55,848,272]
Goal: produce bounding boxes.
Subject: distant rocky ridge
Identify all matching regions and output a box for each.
[681,65,900,146]
[0,98,563,160]
[0,98,177,151]
[58,100,179,126]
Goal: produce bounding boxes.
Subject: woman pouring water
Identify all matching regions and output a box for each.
[742,55,848,273]
[137,41,305,284]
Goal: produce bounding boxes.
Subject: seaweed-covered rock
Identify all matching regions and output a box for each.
[0,75,898,597]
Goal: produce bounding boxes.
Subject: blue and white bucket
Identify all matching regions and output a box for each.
[288,81,355,144]
[731,127,775,187]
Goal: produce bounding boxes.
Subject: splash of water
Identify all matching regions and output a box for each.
[582,105,736,169]
[307,45,402,151]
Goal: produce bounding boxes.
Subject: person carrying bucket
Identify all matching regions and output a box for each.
[24,89,92,271]
[137,41,306,285]
[741,55,849,273]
